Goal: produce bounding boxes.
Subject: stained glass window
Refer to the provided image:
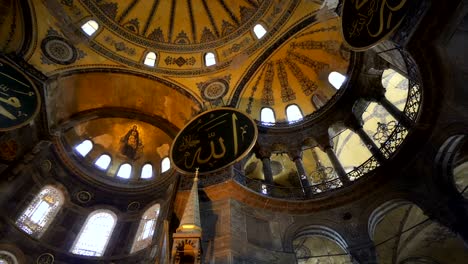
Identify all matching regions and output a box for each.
[205,52,216,66]
[141,164,153,179]
[131,203,160,253]
[253,24,267,39]
[81,20,99,36]
[70,210,117,257]
[16,185,64,238]
[286,104,303,123]
[75,140,93,157]
[161,157,170,173]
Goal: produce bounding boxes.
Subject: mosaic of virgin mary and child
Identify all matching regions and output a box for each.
[119,125,143,161]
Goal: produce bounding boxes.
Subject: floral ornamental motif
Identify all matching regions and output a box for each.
[373,121,397,144]
[309,166,341,191]
[36,253,54,264]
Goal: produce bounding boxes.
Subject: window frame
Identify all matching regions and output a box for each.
[116,163,132,179]
[143,51,157,67]
[140,163,154,179]
[285,104,304,123]
[70,209,117,257]
[74,139,94,157]
[204,52,217,67]
[94,153,112,171]
[260,107,276,124]
[81,19,100,36]
[253,23,268,39]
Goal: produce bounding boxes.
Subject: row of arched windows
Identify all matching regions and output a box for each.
[15,185,160,256]
[259,72,346,124]
[81,20,268,68]
[74,140,171,179]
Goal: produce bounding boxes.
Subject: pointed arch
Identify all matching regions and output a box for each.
[16,185,64,238]
[131,203,161,253]
[70,209,117,256]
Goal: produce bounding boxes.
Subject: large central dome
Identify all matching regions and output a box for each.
[81,0,272,51]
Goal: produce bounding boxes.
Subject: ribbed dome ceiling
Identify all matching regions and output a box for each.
[81,0,270,51]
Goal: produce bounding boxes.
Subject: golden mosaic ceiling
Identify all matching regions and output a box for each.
[82,0,270,50]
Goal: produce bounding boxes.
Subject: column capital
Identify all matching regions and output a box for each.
[344,115,364,132]
[315,134,333,151]
[255,149,271,159]
[288,149,303,161]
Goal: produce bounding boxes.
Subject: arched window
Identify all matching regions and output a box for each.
[141,164,153,179]
[0,251,18,264]
[161,157,171,173]
[16,185,64,238]
[81,20,99,36]
[144,52,157,67]
[286,104,303,123]
[260,107,275,123]
[253,24,267,39]
[95,154,111,170]
[131,203,160,253]
[205,52,216,66]
[75,140,93,157]
[116,163,132,179]
[328,71,346,89]
[71,210,117,257]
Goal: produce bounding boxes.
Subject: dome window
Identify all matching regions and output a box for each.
[95,154,111,170]
[117,163,132,179]
[205,52,216,66]
[144,52,157,67]
[75,140,93,157]
[328,71,346,90]
[81,20,99,36]
[260,107,275,123]
[286,104,303,123]
[161,157,171,173]
[141,164,153,179]
[253,24,267,39]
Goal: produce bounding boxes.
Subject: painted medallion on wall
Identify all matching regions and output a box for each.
[0,58,41,131]
[119,125,144,161]
[341,0,413,50]
[170,108,257,174]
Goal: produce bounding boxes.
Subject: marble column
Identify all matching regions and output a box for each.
[290,151,312,197]
[325,146,351,185]
[379,97,413,128]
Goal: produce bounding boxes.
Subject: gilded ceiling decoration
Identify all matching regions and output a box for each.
[237,17,351,121]
[64,117,173,174]
[55,0,302,74]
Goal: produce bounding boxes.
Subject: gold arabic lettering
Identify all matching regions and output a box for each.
[184,137,226,169]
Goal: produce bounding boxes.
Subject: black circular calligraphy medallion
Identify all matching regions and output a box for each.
[341,0,413,50]
[0,58,41,131]
[170,108,257,174]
